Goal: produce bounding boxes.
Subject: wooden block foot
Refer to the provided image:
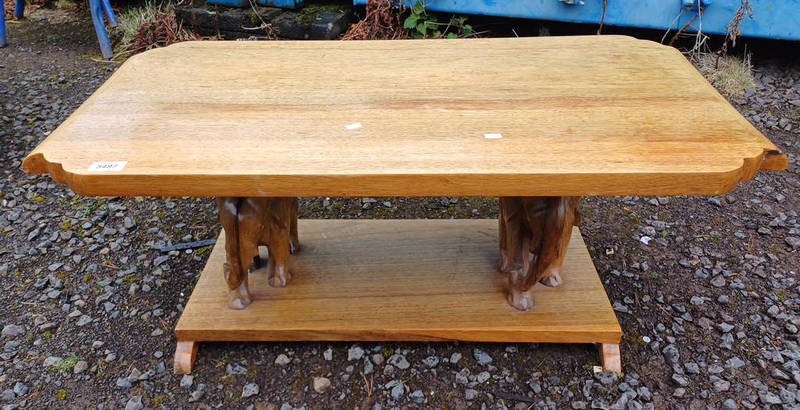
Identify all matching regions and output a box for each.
[599,343,622,374]
[173,341,198,374]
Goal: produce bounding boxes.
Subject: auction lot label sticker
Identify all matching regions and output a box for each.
[88,161,128,171]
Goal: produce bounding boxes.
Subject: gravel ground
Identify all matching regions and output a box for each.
[1,9,799,410]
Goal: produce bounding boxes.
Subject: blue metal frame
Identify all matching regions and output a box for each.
[1,0,6,48]
[1,0,115,58]
[353,0,800,41]
[101,0,117,27]
[89,0,113,59]
[14,0,24,19]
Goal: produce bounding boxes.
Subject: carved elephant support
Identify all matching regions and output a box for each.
[498,196,581,311]
[216,197,299,309]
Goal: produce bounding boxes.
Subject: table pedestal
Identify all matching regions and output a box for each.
[173,219,622,374]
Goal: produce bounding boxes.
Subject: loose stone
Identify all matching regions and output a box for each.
[313,377,331,394]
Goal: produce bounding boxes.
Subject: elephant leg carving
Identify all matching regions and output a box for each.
[216,196,300,308]
[498,199,510,273]
[267,233,291,287]
[498,196,581,311]
[533,196,580,288]
[217,197,252,310]
[289,197,300,254]
[499,197,534,311]
[266,197,294,288]
[507,234,535,311]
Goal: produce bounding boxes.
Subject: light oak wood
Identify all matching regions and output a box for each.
[599,343,622,374]
[175,220,622,346]
[173,341,198,374]
[23,36,785,197]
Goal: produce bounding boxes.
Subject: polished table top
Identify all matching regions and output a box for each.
[23,36,786,197]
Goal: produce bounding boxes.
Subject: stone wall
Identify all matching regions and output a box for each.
[176,4,352,40]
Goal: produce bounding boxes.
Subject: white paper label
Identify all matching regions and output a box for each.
[88,161,127,172]
[484,133,502,139]
[345,123,362,130]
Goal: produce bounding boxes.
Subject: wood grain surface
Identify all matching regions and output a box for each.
[174,219,622,343]
[23,36,786,197]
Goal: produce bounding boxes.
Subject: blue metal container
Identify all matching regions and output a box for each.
[352,0,800,41]
[210,0,303,8]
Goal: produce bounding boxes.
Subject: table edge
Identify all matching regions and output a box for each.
[21,148,787,197]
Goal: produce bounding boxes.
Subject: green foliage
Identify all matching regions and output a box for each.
[447,16,473,38]
[403,1,437,39]
[403,1,473,39]
[52,354,80,372]
[380,346,395,358]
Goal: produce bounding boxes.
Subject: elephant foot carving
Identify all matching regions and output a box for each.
[539,267,563,288]
[267,258,292,288]
[498,196,581,311]
[507,286,534,311]
[226,266,252,310]
[217,197,299,309]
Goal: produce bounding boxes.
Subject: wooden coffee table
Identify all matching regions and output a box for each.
[22,36,786,374]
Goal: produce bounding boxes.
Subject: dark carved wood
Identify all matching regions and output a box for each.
[216,197,299,309]
[498,196,581,311]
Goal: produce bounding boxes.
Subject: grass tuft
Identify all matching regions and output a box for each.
[116,2,169,52]
[694,53,755,98]
[51,354,80,372]
[114,1,195,56]
[54,0,75,9]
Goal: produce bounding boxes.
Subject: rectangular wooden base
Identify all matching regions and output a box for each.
[174,219,622,373]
